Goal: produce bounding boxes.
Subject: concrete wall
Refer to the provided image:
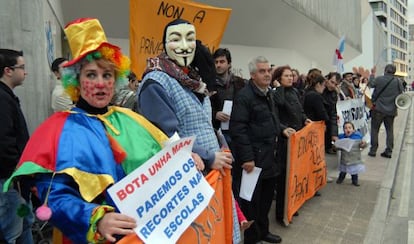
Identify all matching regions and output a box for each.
[194,0,363,73]
[211,45,320,79]
[0,0,66,133]
[283,0,362,53]
[108,38,130,57]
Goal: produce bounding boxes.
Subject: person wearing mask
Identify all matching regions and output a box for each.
[0,48,34,244]
[138,19,232,174]
[138,18,242,243]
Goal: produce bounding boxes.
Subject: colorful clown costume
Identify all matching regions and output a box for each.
[3,106,167,243]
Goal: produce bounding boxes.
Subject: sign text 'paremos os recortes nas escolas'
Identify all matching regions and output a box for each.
[108,136,214,243]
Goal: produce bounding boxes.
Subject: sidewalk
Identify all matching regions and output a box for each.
[267,107,410,244]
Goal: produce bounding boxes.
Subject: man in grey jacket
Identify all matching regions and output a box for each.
[367,64,404,158]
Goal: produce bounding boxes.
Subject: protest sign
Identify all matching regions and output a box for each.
[108,136,214,243]
[130,0,231,77]
[337,97,370,141]
[285,122,327,224]
[117,168,234,244]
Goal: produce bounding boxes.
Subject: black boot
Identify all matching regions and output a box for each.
[336,172,346,184]
[351,174,360,186]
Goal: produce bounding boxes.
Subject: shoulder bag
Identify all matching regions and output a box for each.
[368,77,394,110]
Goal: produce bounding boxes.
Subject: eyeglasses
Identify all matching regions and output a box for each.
[9,65,25,70]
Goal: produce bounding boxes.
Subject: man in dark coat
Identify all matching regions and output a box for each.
[367,64,404,158]
[323,72,340,154]
[230,56,285,244]
[0,49,33,243]
[210,48,246,144]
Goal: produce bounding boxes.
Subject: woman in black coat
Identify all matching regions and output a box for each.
[272,65,311,226]
[303,74,329,122]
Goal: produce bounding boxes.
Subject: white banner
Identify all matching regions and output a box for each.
[108,136,214,243]
[336,97,370,142]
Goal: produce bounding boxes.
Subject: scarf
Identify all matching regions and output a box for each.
[143,53,207,95]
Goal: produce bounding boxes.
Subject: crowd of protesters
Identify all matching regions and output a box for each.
[1,16,407,244]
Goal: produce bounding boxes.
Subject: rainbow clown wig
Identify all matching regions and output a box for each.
[61,18,130,102]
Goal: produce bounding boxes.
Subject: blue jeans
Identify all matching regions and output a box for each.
[0,180,34,244]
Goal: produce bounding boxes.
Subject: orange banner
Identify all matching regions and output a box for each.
[118,169,233,244]
[129,0,231,78]
[285,121,327,223]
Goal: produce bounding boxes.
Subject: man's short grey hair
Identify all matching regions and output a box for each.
[248,56,269,73]
[384,64,396,75]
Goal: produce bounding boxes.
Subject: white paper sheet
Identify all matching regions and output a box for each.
[162,131,181,146]
[239,167,262,201]
[334,138,355,152]
[220,100,233,130]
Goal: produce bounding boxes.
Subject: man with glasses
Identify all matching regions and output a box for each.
[0,49,33,243]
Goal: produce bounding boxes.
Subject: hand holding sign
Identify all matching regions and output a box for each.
[211,151,232,176]
[107,137,214,243]
[214,129,233,176]
[97,212,137,242]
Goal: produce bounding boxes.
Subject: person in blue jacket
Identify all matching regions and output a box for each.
[336,121,367,186]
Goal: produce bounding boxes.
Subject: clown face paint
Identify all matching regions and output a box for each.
[165,23,196,67]
[79,61,115,108]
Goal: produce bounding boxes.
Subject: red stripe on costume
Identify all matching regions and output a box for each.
[106,132,127,163]
[18,112,70,171]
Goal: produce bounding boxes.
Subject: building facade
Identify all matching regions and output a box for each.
[408,24,414,84]
[369,0,409,77]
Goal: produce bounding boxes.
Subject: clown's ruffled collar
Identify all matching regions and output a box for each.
[143,53,207,96]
